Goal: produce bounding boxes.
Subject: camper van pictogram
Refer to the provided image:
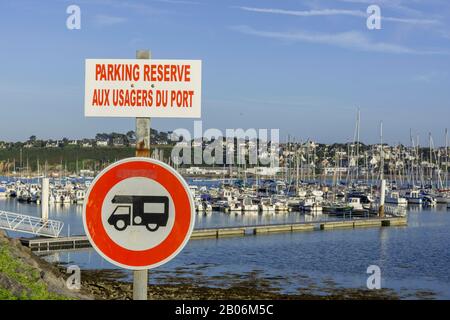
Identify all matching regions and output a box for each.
[108,195,169,232]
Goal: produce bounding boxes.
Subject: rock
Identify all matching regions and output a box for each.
[0,273,32,298]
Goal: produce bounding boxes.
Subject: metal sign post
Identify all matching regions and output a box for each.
[82,49,198,302]
[134,49,151,300]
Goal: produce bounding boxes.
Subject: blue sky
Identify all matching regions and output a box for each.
[0,0,449,145]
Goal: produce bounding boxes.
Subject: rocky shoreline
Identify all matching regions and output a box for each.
[77,268,403,300]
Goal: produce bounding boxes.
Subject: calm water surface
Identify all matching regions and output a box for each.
[1,198,449,299]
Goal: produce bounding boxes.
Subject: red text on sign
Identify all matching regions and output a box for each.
[143,64,191,82]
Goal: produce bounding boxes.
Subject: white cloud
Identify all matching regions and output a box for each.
[412,71,446,82]
[382,16,439,25]
[337,0,447,18]
[238,7,363,18]
[94,14,127,26]
[77,0,169,16]
[237,6,439,26]
[153,0,201,4]
[231,25,447,55]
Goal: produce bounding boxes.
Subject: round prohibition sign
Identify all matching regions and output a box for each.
[82,157,195,270]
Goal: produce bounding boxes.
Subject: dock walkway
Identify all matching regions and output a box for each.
[1,210,64,238]
[20,216,407,253]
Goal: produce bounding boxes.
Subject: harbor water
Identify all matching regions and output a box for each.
[1,196,449,299]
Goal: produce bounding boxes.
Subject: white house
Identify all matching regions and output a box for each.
[246,167,282,176]
[185,167,205,175]
[96,140,108,147]
[45,141,58,148]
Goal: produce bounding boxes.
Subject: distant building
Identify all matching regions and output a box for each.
[185,167,205,175]
[45,141,58,148]
[79,169,94,176]
[246,167,282,176]
[112,137,125,147]
[96,140,108,147]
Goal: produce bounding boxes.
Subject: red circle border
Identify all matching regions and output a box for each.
[84,160,193,268]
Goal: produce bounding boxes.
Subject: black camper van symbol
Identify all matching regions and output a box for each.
[108,195,169,232]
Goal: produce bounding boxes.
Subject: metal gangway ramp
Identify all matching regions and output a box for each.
[0,210,64,238]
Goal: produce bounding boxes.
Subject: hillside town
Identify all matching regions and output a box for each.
[1,130,448,189]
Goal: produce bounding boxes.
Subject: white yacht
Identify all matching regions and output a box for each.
[300,197,323,212]
[405,190,422,204]
[228,200,243,213]
[258,197,276,212]
[242,197,258,212]
[347,197,364,211]
[203,202,213,212]
[75,189,86,204]
[434,192,450,204]
[194,197,204,212]
[274,199,289,212]
[385,191,408,206]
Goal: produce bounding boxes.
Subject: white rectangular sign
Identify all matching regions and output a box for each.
[84,59,201,118]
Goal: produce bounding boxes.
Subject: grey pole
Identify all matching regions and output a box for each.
[133,49,151,300]
[41,177,49,221]
[379,179,386,218]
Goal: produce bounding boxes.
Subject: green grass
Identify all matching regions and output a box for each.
[0,245,69,300]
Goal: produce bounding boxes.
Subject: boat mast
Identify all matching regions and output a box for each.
[409,129,414,187]
[20,148,23,180]
[356,108,360,182]
[446,128,449,188]
[429,132,433,186]
[296,142,299,192]
[380,121,384,181]
[418,135,424,187]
